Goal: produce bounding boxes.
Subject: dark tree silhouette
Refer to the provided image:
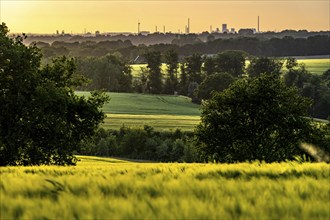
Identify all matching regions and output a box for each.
[0,23,109,166]
[144,51,163,94]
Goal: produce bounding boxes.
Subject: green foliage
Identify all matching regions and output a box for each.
[188,51,246,102]
[144,51,163,94]
[214,51,246,77]
[203,56,216,75]
[0,23,109,165]
[36,34,330,62]
[284,58,309,88]
[196,73,326,162]
[184,53,204,84]
[163,49,179,94]
[76,54,132,92]
[196,72,235,101]
[132,66,149,93]
[187,82,199,103]
[78,126,198,162]
[247,57,283,77]
[284,58,330,119]
[178,63,189,96]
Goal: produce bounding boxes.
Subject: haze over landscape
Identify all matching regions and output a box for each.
[1,0,329,34]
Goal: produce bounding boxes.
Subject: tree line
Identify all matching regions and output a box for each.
[35,35,330,62]
[79,126,199,162]
[76,50,329,120]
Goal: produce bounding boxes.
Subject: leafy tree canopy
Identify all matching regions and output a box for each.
[247,57,283,77]
[196,73,327,162]
[163,49,179,94]
[184,53,203,84]
[0,23,109,166]
[196,72,235,101]
[214,51,246,77]
[144,51,162,94]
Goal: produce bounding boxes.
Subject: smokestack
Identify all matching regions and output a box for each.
[258,16,260,33]
[210,25,212,33]
[138,21,140,34]
[156,26,157,32]
[163,25,165,33]
[188,18,190,34]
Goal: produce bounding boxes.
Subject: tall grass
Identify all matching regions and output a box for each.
[1,157,329,219]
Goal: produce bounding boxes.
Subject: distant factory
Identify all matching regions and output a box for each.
[71,16,262,37]
[209,16,261,34]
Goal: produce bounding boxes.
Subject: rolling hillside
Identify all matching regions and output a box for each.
[77,92,201,130]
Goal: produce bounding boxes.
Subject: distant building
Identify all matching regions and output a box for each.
[222,24,228,33]
[238,28,256,35]
[139,31,150,36]
[230,28,236,34]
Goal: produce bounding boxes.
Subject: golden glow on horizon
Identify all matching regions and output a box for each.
[1,0,329,34]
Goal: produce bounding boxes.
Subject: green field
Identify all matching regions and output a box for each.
[99,92,199,116]
[297,58,330,75]
[104,114,200,131]
[131,58,330,77]
[1,156,329,219]
[77,92,200,130]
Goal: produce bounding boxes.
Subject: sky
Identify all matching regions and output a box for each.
[0,0,329,34]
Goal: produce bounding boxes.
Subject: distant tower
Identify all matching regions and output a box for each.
[156,26,158,32]
[188,18,190,34]
[258,16,260,33]
[210,25,212,33]
[163,25,165,33]
[138,21,140,34]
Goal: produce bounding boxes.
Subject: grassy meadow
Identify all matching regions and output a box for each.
[77,92,201,131]
[1,156,329,219]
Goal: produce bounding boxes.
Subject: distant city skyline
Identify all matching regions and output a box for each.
[1,0,329,34]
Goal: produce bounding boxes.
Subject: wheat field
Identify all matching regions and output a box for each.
[1,156,329,219]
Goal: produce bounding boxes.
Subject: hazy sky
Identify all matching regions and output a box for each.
[1,0,329,34]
